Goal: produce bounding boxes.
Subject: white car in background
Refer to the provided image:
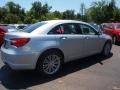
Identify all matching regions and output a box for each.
[6,25,17,32]
[6,24,28,32]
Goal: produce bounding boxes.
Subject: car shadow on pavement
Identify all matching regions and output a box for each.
[0,53,113,89]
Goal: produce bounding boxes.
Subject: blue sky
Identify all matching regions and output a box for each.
[0,0,120,13]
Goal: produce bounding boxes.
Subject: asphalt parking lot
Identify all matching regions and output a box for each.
[0,45,120,90]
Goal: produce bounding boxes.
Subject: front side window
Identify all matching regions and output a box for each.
[80,24,97,35]
[48,23,81,34]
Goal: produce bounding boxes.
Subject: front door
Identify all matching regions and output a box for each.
[80,24,103,56]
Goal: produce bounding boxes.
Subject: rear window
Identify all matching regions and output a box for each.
[23,22,46,33]
[116,24,120,29]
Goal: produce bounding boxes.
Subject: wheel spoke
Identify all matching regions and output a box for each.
[42,54,61,75]
[44,58,50,64]
[51,66,56,71]
[48,67,52,73]
[54,59,59,64]
[43,64,49,69]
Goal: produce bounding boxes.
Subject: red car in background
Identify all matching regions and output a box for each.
[102,23,120,44]
[0,26,7,46]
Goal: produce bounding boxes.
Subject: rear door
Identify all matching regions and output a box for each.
[48,23,84,61]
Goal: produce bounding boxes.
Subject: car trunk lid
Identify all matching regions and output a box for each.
[4,32,31,49]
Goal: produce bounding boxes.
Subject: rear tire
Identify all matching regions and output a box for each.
[36,50,63,76]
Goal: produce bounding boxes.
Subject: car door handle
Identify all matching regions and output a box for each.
[60,37,67,40]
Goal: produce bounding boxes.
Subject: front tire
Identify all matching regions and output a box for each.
[102,42,112,56]
[36,50,63,76]
[112,36,117,44]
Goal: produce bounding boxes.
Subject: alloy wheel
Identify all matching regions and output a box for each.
[42,54,61,75]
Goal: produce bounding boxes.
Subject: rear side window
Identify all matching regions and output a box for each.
[24,22,46,33]
[48,23,82,34]
[48,25,62,34]
[62,24,78,34]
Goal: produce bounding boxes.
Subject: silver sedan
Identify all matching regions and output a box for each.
[1,20,112,76]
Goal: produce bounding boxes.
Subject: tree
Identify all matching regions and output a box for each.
[87,0,108,23]
[5,1,25,23]
[53,11,62,19]
[4,14,20,23]
[113,8,120,22]
[0,7,8,23]
[62,10,75,19]
[86,0,120,23]
[75,13,81,20]
[1,0,120,24]
[30,1,51,20]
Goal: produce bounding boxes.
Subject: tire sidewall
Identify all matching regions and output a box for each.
[112,36,117,44]
[103,42,111,56]
[36,50,63,76]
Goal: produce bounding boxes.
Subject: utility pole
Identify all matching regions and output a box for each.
[80,3,85,21]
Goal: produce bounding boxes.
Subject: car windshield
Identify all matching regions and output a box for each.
[23,22,46,33]
[116,23,120,30]
[89,23,100,31]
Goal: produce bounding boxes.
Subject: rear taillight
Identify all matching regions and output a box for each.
[11,38,30,48]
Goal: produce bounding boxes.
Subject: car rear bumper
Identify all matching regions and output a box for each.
[1,47,39,70]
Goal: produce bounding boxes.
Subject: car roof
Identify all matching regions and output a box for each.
[31,20,95,34]
[41,20,88,25]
